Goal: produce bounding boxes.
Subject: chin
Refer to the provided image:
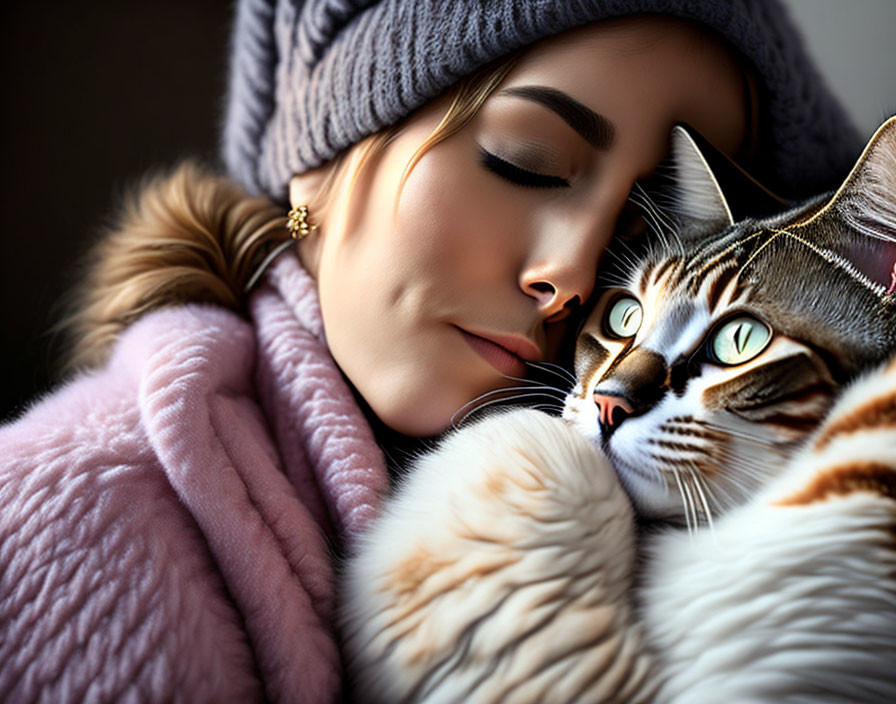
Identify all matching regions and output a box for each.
[373,406,437,438]
[371,392,461,438]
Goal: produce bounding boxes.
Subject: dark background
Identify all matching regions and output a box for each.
[1,2,232,422]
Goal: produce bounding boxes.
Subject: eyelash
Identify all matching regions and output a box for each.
[479,148,570,189]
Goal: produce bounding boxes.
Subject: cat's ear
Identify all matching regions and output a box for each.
[796,115,896,294]
[642,124,790,242]
[663,125,735,236]
[676,125,789,221]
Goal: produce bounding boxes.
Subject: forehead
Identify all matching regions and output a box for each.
[498,17,747,158]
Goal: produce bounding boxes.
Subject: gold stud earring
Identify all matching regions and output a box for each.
[286,205,318,239]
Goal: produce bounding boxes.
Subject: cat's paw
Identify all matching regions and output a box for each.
[372,409,635,594]
[342,409,654,703]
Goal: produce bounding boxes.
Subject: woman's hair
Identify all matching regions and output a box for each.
[61,54,520,373]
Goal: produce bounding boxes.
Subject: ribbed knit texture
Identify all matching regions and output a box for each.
[223,0,862,203]
[251,251,388,540]
[0,252,388,701]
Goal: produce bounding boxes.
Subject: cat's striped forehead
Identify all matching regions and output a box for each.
[589,209,895,378]
[637,250,746,314]
[593,240,752,361]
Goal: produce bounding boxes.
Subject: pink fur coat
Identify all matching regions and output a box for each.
[0,253,388,702]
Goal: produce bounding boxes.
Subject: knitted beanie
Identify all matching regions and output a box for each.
[222,0,861,204]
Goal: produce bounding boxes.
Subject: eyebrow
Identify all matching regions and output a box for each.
[499,86,616,151]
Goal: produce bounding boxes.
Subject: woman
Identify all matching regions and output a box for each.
[0,1,860,701]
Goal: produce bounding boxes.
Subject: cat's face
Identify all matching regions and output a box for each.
[563,121,896,522]
[564,220,840,520]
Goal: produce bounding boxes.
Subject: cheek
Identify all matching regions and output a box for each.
[395,146,527,278]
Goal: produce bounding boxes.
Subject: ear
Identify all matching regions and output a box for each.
[679,125,789,220]
[664,124,735,236]
[640,125,791,244]
[289,167,328,208]
[795,115,896,294]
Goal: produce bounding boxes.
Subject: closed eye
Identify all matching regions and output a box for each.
[479,148,571,189]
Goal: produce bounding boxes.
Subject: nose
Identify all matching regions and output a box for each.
[521,280,583,322]
[593,392,634,438]
[521,199,627,321]
[520,245,601,322]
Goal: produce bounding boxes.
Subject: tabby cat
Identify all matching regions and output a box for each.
[342,117,896,703]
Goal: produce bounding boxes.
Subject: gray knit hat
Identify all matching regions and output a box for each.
[223,0,861,203]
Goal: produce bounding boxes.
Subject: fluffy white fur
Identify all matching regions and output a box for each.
[342,410,656,703]
[342,362,896,702]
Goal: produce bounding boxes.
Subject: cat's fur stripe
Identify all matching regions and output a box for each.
[774,359,896,507]
[774,462,895,505]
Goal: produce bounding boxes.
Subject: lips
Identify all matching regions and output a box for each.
[481,333,542,363]
[456,327,542,378]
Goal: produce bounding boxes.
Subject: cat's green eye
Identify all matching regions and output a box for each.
[605,296,643,339]
[710,316,772,365]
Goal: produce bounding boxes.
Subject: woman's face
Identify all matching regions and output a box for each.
[297,17,748,436]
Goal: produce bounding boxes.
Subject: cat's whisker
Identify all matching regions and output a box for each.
[632,205,665,243]
[702,477,738,517]
[691,465,724,520]
[524,361,576,388]
[640,211,671,251]
[708,450,773,508]
[607,224,650,265]
[680,472,700,536]
[629,191,681,249]
[496,380,567,398]
[449,385,563,427]
[495,372,570,397]
[459,384,561,407]
[631,183,668,222]
[628,189,663,224]
[493,371,564,388]
[451,391,559,429]
[716,444,779,485]
[687,466,715,536]
[607,230,647,262]
[636,197,682,255]
[711,452,761,488]
[507,387,567,402]
[669,467,694,538]
[602,249,643,284]
[452,391,567,428]
[700,420,780,448]
[706,479,745,515]
[597,268,638,290]
[530,361,577,384]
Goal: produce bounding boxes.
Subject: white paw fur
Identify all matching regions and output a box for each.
[342,409,656,703]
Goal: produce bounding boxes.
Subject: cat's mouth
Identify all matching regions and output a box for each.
[603,442,697,519]
[604,444,661,487]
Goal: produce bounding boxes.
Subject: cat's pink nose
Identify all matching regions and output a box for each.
[593,393,634,431]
